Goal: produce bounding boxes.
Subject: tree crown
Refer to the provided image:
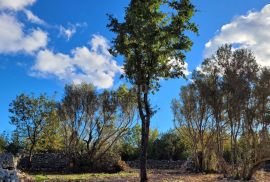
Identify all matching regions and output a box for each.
[108,0,197,92]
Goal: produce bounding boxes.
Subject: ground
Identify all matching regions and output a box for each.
[24,170,270,182]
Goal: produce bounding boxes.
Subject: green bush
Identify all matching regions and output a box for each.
[150,131,188,160]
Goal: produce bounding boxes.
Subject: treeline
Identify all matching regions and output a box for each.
[4,84,137,167]
[0,45,269,179]
[172,45,270,180]
[0,83,188,170]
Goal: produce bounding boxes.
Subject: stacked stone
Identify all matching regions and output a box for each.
[0,153,19,182]
[29,153,68,172]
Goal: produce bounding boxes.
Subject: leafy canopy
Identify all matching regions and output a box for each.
[108,0,198,91]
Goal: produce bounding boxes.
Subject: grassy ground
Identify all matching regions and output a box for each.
[28,170,270,182]
[32,171,138,181]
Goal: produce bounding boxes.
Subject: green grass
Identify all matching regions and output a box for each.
[32,171,138,181]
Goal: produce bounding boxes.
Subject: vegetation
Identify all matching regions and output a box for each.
[172,45,270,180]
[120,125,187,161]
[9,94,57,165]
[32,172,138,181]
[0,1,268,182]
[58,84,137,166]
[108,0,197,180]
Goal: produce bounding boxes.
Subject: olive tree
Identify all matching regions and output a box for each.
[58,83,137,164]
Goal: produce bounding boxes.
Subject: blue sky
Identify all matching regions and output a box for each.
[0,0,270,133]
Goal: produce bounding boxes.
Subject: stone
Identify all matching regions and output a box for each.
[0,153,15,169]
[0,169,19,182]
[179,157,197,173]
[0,169,8,179]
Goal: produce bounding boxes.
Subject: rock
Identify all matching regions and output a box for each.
[0,169,8,179]
[0,169,19,182]
[179,157,197,173]
[0,153,15,169]
[0,153,19,182]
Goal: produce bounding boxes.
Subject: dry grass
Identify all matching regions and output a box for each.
[29,170,270,182]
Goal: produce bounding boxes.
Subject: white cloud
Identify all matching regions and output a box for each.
[0,14,47,54]
[59,26,76,41]
[168,58,191,77]
[0,0,48,54]
[205,4,270,67]
[23,9,45,25]
[0,0,35,10]
[182,62,190,76]
[31,35,122,89]
[59,23,87,41]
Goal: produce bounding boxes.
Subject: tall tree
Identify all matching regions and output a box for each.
[108,1,197,180]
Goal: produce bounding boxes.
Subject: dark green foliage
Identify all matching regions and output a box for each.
[108,0,198,91]
[150,131,187,160]
[120,124,159,161]
[5,131,23,155]
[120,126,187,161]
[0,132,8,153]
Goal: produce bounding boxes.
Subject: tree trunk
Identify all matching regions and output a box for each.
[137,85,151,182]
[28,145,34,168]
[140,118,150,182]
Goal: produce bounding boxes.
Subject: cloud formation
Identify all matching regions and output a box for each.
[0,0,47,54]
[23,9,45,25]
[59,23,87,41]
[0,0,35,10]
[0,14,47,54]
[205,4,270,67]
[31,35,122,89]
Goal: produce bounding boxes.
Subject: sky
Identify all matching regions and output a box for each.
[0,0,270,134]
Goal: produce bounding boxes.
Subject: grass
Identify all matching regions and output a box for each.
[32,171,138,181]
[27,170,270,182]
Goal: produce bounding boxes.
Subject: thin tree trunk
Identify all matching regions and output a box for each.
[28,145,34,168]
[140,118,150,182]
[137,85,151,182]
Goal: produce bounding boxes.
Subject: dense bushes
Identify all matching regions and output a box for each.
[120,125,188,161]
[150,131,188,161]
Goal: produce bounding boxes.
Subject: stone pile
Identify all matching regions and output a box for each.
[179,157,197,173]
[0,153,19,182]
[18,153,69,173]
